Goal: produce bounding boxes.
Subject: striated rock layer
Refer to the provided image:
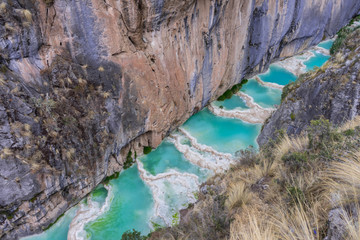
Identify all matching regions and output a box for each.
[0,0,360,239]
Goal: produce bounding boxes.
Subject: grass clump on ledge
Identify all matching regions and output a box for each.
[217,79,248,101]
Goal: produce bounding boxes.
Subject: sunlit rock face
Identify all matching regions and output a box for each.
[1,0,360,238]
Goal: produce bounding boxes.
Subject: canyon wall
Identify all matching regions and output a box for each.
[1,0,360,238]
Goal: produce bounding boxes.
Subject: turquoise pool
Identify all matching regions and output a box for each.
[212,95,249,110]
[240,79,282,108]
[182,109,261,154]
[304,51,330,71]
[258,65,297,86]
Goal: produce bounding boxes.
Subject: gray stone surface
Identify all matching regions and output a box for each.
[258,29,360,147]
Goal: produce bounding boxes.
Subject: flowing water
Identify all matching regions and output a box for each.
[22,40,334,240]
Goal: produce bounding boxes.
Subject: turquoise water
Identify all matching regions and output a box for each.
[91,184,108,206]
[240,79,282,108]
[258,65,297,86]
[212,95,249,110]
[304,51,330,71]
[84,165,154,240]
[317,40,334,50]
[140,141,209,181]
[22,207,78,240]
[182,109,261,154]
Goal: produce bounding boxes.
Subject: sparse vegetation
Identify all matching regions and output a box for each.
[290,112,295,121]
[123,150,135,169]
[103,172,120,185]
[121,229,147,240]
[330,15,360,55]
[43,0,55,7]
[225,181,253,210]
[143,146,152,155]
[172,212,180,226]
[217,79,248,101]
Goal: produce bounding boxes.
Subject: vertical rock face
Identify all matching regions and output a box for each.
[258,28,360,147]
[0,0,360,238]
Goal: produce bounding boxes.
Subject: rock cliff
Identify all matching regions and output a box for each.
[258,28,360,146]
[1,0,360,239]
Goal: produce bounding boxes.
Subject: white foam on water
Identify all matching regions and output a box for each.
[178,128,234,161]
[236,92,263,109]
[168,132,232,173]
[275,51,314,76]
[208,102,274,124]
[254,76,284,90]
[68,184,113,240]
[136,160,200,226]
[314,46,330,55]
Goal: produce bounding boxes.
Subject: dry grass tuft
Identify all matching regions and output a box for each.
[342,204,360,240]
[273,202,322,240]
[230,208,276,240]
[0,2,6,12]
[274,134,309,161]
[326,151,360,204]
[22,9,32,22]
[226,181,253,210]
[337,116,360,132]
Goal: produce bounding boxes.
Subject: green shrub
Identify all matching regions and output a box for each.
[282,151,308,172]
[123,150,134,169]
[235,146,258,167]
[121,229,147,240]
[151,221,163,231]
[172,212,180,226]
[217,79,248,101]
[103,172,120,185]
[290,113,296,121]
[222,90,233,99]
[330,15,360,55]
[307,118,342,149]
[343,129,355,136]
[349,15,360,26]
[0,65,7,73]
[286,186,305,204]
[143,146,152,155]
[330,27,352,55]
[281,82,294,102]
